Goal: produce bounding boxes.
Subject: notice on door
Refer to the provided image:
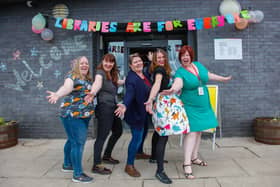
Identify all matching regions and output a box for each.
[214,39,242,60]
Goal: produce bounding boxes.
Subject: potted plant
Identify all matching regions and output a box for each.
[253,116,280,145]
[0,117,19,149]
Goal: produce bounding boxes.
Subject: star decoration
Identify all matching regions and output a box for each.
[36,81,44,89]
[0,62,7,72]
[54,70,61,78]
[12,49,21,60]
[30,47,39,57]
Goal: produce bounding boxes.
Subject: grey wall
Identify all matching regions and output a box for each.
[0,0,279,137]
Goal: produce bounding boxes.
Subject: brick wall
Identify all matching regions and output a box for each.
[0,0,279,137]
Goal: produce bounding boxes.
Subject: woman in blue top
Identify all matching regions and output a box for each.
[115,53,151,177]
[46,56,94,183]
[162,45,232,179]
[145,48,173,184]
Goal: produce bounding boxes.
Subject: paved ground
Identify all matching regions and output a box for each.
[1,132,280,187]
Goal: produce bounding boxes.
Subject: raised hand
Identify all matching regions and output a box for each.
[114,103,126,119]
[144,100,154,115]
[160,88,175,95]
[84,93,94,103]
[222,75,232,83]
[46,90,59,104]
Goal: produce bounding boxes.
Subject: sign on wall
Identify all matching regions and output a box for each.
[214,38,242,60]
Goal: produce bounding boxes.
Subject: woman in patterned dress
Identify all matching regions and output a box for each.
[46,56,94,183]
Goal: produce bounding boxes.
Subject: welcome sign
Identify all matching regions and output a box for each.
[54,10,250,33]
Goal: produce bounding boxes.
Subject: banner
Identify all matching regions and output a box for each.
[54,10,250,33]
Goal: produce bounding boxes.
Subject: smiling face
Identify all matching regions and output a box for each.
[102,59,115,73]
[178,45,195,68]
[129,56,143,73]
[155,51,166,67]
[180,51,192,68]
[79,56,89,76]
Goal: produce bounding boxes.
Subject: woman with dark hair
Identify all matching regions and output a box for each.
[161,45,232,179]
[46,56,94,183]
[85,53,124,175]
[145,48,172,184]
[114,53,151,177]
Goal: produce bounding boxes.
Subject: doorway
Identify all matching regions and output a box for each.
[124,40,167,76]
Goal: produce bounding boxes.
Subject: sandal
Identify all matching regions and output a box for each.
[191,158,207,166]
[182,164,195,179]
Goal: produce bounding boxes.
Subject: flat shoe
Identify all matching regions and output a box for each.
[102,156,120,164]
[91,165,112,175]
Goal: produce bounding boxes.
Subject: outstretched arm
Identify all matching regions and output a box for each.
[160,77,183,95]
[46,78,73,104]
[208,72,232,83]
[145,74,163,114]
[84,74,103,103]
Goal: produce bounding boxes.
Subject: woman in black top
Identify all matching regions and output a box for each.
[86,54,124,175]
[145,49,172,184]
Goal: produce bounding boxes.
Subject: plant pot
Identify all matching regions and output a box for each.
[0,121,19,149]
[253,117,280,145]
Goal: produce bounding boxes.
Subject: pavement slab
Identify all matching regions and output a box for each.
[0,133,280,187]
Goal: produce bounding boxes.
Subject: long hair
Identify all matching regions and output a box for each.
[68,56,92,81]
[96,53,119,86]
[178,45,195,63]
[149,48,171,76]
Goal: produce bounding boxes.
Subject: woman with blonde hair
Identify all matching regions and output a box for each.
[46,56,94,183]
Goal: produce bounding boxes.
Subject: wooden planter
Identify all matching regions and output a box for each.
[253,117,280,145]
[0,121,18,149]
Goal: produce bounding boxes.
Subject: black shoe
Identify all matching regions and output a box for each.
[102,156,120,164]
[155,171,172,184]
[149,158,168,164]
[72,173,93,183]
[91,165,112,175]
[61,164,73,173]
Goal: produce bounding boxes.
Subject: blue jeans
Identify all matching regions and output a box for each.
[127,126,144,165]
[60,116,91,177]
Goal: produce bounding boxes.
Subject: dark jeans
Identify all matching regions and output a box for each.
[127,126,144,165]
[137,114,151,154]
[94,104,123,165]
[60,116,91,177]
[151,131,168,173]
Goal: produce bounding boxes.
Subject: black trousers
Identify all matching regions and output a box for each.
[93,103,123,165]
[151,131,168,173]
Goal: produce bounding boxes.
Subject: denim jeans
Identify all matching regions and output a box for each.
[60,116,91,177]
[127,126,144,165]
[137,114,151,154]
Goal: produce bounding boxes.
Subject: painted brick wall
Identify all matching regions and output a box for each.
[0,0,279,137]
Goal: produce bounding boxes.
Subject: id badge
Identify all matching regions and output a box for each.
[198,87,204,95]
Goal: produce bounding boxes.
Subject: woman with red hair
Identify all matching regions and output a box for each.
[161,45,232,179]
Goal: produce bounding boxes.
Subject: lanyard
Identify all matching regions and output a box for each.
[186,64,200,81]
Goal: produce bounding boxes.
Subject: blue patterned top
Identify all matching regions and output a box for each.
[60,74,94,118]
